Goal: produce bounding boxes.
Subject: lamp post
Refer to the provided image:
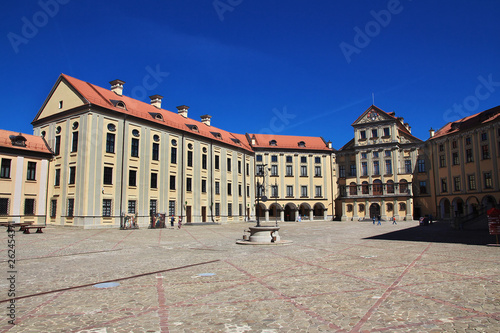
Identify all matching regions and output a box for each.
[255,164,267,227]
[275,178,278,227]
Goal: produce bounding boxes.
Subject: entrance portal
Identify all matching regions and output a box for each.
[369,203,380,218]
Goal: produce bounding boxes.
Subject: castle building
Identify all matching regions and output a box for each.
[336,106,425,221]
[0,130,52,225]
[31,74,255,228]
[245,133,335,222]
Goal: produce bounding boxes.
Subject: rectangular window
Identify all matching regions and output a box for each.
[238,160,242,173]
[315,186,322,197]
[385,160,392,175]
[482,145,490,159]
[465,137,471,145]
[186,177,192,192]
[128,200,136,214]
[50,199,56,218]
[373,161,379,176]
[454,176,461,191]
[286,156,293,163]
[372,129,378,138]
[152,143,159,161]
[439,155,446,168]
[271,165,278,176]
[256,155,262,162]
[286,165,293,176]
[405,160,412,174]
[27,161,36,180]
[256,165,264,176]
[24,198,35,215]
[227,158,232,172]
[131,138,139,157]
[103,167,113,185]
[169,175,176,190]
[168,200,175,216]
[452,140,457,149]
[300,156,307,163]
[301,165,307,176]
[246,163,249,176]
[361,162,367,176]
[247,185,250,196]
[69,166,76,185]
[315,166,322,177]
[239,204,243,217]
[419,181,427,194]
[481,132,488,141]
[227,183,232,195]
[228,203,232,217]
[55,169,60,186]
[129,170,137,187]
[0,198,9,215]
[55,135,61,155]
[215,155,220,169]
[67,198,74,217]
[171,147,177,164]
[271,185,278,197]
[187,151,193,167]
[385,150,391,157]
[441,178,447,193]
[215,203,220,216]
[301,186,308,197]
[417,159,425,173]
[466,148,473,162]
[0,159,11,178]
[286,185,293,197]
[238,184,242,196]
[314,157,321,163]
[151,172,158,189]
[468,174,476,190]
[271,155,278,162]
[150,200,157,215]
[103,199,112,217]
[452,152,459,165]
[339,165,345,178]
[484,172,493,188]
[439,144,444,152]
[215,181,220,194]
[360,130,366,139]
[202,179,207,193]
[71,132,78,153]
[202,154,207,169]
[350,165,356,177]
[106,133,115,153]
[383,127,390,137]
[361,153,367,159]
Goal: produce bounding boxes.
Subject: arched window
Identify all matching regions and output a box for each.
[359,204,365,212]
[399,202,407,211]
[387,203,393,212]
[387,180,394,194]
[349,182,357,195]
[298,141,306,147]
[347,204,353,212]
[373,179,382,195]
[269,140,277,146]
[362,181,369,194]
[400,179,408,194]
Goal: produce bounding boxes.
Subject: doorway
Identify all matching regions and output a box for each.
[369,203,380,218]
[201,206,207,222]
[186,206,192,223]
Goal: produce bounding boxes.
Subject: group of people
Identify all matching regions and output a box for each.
[372,215,397,225]
[170,215,183,229]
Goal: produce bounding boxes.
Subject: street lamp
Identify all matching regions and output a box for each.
[255,164,267,227]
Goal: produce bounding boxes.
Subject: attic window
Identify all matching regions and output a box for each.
[269,140,277,146]
[186,124,199,132]
[211,132,222,139]
[298,141,306,147]
[9,134,27,147]
[111,100,127,110]
[155,114,164,121]
[231,138,241,145]
[58,101,63,109]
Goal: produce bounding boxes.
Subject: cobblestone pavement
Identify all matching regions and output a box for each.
[0,220,499,332]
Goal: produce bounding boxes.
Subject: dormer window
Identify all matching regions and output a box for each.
[155,113,163,121]
[270,140,277,146]
[111,100,127,110]
[298,141,305,147]
[9,134,27,147]
[186,124,199,132]
[231,138,241,145]
[211,132,222,139]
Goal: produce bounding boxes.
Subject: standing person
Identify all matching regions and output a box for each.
[392,216,397,225]
[170,215,175,228]
[377,215,381,225]
[372,216,376,225]
[178,216,182,229]
[298,214,302,223]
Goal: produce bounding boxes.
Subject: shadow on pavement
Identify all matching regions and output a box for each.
[364,221,497,246]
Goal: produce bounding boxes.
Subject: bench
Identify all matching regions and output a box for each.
[23,226,46,234]
[1,222,32,232]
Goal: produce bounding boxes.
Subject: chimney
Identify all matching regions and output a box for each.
[397,117,404,124]
[176,105,189,118]
[149,95,163,108]
[200,114,212,126]
[404,123,411,133]
[327,140,332,149]
[110,79,125,96]
[251,136,256,145]
[429,128,435,138]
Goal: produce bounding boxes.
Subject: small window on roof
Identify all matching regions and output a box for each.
[155,113,163,121]
[211,132,222,139]
[298,141,306,147]
[269,140,277,146]
[231,138,241,145]
[116,101,126,108]
[186,124,199,132]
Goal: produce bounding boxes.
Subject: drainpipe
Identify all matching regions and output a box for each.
[119,116,127,228]
[210,141,214,222]
[243,152,247,222]
[330,152,335,220]
[181,133,185,221]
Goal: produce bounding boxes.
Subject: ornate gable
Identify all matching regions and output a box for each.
[352,105,396,126]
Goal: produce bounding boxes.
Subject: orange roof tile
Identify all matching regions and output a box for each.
[0,130,52,155]
[246,133,331,151]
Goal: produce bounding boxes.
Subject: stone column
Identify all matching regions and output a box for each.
[280,209,284,222]
[309,209,314,221]
[381,199,387,221]
[265,209,269,222]
[341,201,347,221]
[323,208,328,220]
[353,200,358,220]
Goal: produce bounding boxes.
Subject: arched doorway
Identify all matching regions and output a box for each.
[313,203,325,220]
[284,203,296,221]
[466,196,480,215]
[452,197,465,217]
[440,198,451,218]
[269,203,282,220]
[256,203,266,219]
[369,203,380,218]
[482,195,496,210]
[299,203,311,220]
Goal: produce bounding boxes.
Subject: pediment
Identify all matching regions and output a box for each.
[352,106,395,126]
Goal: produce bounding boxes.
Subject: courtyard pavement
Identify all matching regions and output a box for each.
[0,220,499,332]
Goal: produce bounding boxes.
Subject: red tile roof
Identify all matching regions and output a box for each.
[431,105,500,139]
[35,74,254,153]
[0,130,52,155]
[246,133,331,151]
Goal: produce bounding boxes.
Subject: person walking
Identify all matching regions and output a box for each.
[377,215,381,225]
[372,216,376,225]
[392,216,397,225]
[178,216,182,229]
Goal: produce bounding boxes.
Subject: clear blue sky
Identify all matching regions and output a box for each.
[1,0,500,149]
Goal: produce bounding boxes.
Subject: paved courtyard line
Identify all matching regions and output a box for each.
[111,230,133,249]
[47,230,108,256]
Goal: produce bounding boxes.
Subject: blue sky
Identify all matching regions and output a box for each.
[1,0,500,148]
